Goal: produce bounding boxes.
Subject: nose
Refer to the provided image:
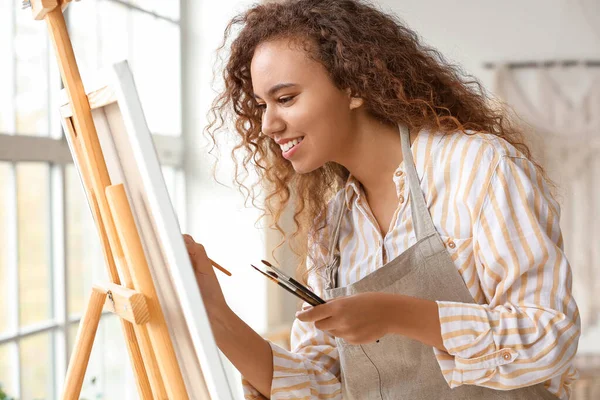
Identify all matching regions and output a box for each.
[261,106,285,138]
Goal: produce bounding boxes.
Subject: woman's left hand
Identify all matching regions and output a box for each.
[295,292,395,345]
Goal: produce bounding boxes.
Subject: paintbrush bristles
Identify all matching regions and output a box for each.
[265,271,279,279]
[251,264,274,281]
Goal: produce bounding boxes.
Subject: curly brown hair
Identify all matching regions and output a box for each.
[205,0,541,282]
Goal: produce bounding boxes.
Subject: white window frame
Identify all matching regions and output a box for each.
[0,1,183,398]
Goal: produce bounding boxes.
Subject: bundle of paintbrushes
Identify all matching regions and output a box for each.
[251,260,326,307]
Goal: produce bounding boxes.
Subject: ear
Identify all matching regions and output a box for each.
[349,97,364,110]
[345,88,364,110]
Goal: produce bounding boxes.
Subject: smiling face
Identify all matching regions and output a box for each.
[251,38,363,174]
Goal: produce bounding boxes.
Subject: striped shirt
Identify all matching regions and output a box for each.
[243,129,580,399]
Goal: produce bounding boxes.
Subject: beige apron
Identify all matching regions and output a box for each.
[322,125,558,399]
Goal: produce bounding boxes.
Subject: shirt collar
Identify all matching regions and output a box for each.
[343,164,406,210]
[344,174,361,210]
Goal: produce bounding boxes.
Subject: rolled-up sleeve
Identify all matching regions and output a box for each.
[434,155,580,393]
[242,215,343,399]
[241,309,342,399]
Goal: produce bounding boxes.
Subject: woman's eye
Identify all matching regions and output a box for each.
[279,96,294,104]
[256,96,294,110]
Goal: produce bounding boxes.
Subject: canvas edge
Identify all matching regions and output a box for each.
[109,60,234,400]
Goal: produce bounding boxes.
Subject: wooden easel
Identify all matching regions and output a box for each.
[28,1,189,398]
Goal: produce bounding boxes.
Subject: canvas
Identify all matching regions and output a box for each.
[58,60,234,400]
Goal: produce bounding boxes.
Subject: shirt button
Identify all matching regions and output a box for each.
[502,351,511,361]
[447,240,456,249]
[399,195,405,204]
[394,170,403,177]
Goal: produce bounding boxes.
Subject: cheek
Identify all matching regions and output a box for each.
[288,139,324,173]
[291,91,350,130]
[284,97,351,169]
[310,134,336,157]
[310,127,347,157]
[290,134,338,174]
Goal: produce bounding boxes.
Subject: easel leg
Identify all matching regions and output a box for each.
[61,286,107,400]
[63,119,155,399]
[133,325,169,398]
[120,322,158,398]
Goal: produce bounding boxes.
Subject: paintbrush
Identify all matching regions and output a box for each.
[250,264,324,306]
[261,259,325,305]
[209,257,231,276]
[250,264,307,301]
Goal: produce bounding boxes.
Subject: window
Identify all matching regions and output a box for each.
[0,1,183,398]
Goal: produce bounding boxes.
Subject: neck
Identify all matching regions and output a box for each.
[337,116,413,199]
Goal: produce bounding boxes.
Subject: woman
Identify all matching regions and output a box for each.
[183,0,580,398]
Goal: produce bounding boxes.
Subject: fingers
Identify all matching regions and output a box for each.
[182,234,194,252]
[295,303,332,322]
[183,234,197,263]
[182,234,211,276]
[183,234,207,256]
[183,234,200,249]
[314,316,338,331]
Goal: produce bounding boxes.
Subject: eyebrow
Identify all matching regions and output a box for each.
[253,83,298,99]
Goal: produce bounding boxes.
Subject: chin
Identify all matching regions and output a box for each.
[291,163,310,174]
[291,159,323,175]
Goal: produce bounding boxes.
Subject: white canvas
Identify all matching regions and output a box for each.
[59,60,234,400]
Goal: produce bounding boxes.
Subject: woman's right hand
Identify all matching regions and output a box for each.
[182,234,229,317]
[183,236,273,398]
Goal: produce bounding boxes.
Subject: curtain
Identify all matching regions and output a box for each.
[494,65,600,342]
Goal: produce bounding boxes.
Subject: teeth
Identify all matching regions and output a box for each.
[281,137,303,152]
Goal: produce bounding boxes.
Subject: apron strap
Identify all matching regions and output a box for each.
[324,123,438,287]
[399,124,437,241]
[327,192,346,266]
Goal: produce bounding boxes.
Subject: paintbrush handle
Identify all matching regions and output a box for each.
[288,277,326,305]
[208,257,231,276]
[251,264,322,306]
[278,283,315,305]
[290,285,322,307]
[274,279,321,306]
[262,261,324,304]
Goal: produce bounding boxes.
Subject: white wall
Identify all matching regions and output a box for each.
[181,0,273,397]
[381,0,600,89]
[181,0,308,339]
